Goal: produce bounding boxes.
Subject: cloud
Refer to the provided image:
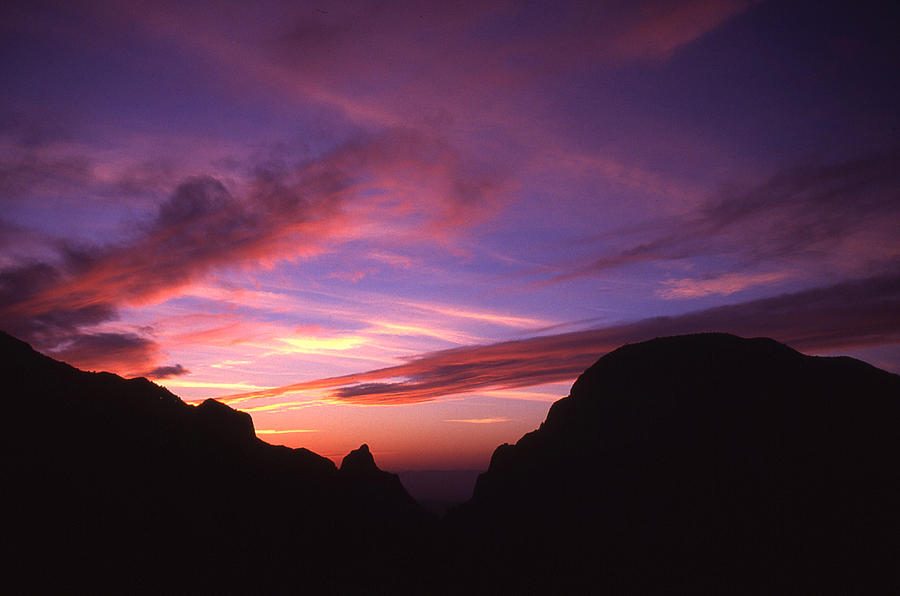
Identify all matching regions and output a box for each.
[0,261,117,344]
[604,0,757,61]
[220,273,900,405]
[275,335,367,354]
[399,300,549,328]
[49,332,159,374]
[0,220,59,268]
[255,428,318,434]
[0,171,314,371]
[102,0,752,163]
[0,116,93,198]
[268,0,752,93]
[0,149,92,197]
[444,418,511,424]
[0,128,508,373]
[657,271,788,299]
[0,110,72,149]
[0,124,176,202]
[143,363,190,379]
[701,148,900,257]
[558,148,900,282]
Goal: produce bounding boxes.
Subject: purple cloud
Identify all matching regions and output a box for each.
[143,364,190,379]
[557,148,900,281]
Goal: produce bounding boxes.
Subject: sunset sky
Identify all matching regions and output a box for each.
[2,0,898,470]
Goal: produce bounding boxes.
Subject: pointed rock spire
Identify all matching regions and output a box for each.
[340,443,379,475]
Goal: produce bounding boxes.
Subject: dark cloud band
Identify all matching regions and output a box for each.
[223,273,900,405]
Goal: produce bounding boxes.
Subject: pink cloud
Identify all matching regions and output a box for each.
[93,0,749,196]
[658,271,788,299]
[48,332,161,375]
[606,0,757,61]
[0,126,511,373]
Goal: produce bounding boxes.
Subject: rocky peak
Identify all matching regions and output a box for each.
[340,443,379,475]
[195,397,256,441]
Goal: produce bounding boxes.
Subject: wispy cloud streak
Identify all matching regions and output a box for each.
[658,271,788,299]
[445,418,511,424]
[557,149,900,282]
[220,274,900,405]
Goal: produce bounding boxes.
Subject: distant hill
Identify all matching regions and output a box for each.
[398,470,482,515]
[4,330,899,594]
[448,333,900,593]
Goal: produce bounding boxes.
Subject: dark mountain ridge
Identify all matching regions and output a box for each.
[1,331,431,593]
[448,333,900,593]
[4,330,899,594]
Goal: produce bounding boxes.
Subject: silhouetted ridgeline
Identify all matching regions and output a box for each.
[0,331,431,594]
[447,333,900,593]
[3,330,900,594]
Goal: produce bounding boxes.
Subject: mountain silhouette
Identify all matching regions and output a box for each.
[0,330,431,593]
[447,333,900,593]
[4,330,899,594]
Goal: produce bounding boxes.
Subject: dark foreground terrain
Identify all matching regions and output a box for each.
[3,331,899,593]
[1,331,430,594]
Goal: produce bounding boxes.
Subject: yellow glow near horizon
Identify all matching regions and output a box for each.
[444,418,512,424]
[256,429,319,434]
[275,335,367,353]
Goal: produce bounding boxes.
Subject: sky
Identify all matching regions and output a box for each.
[2,0,899,470]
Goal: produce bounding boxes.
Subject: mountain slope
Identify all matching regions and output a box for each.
[449,333,900,594]
[5,330,899,594]
[0,331,431,593]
